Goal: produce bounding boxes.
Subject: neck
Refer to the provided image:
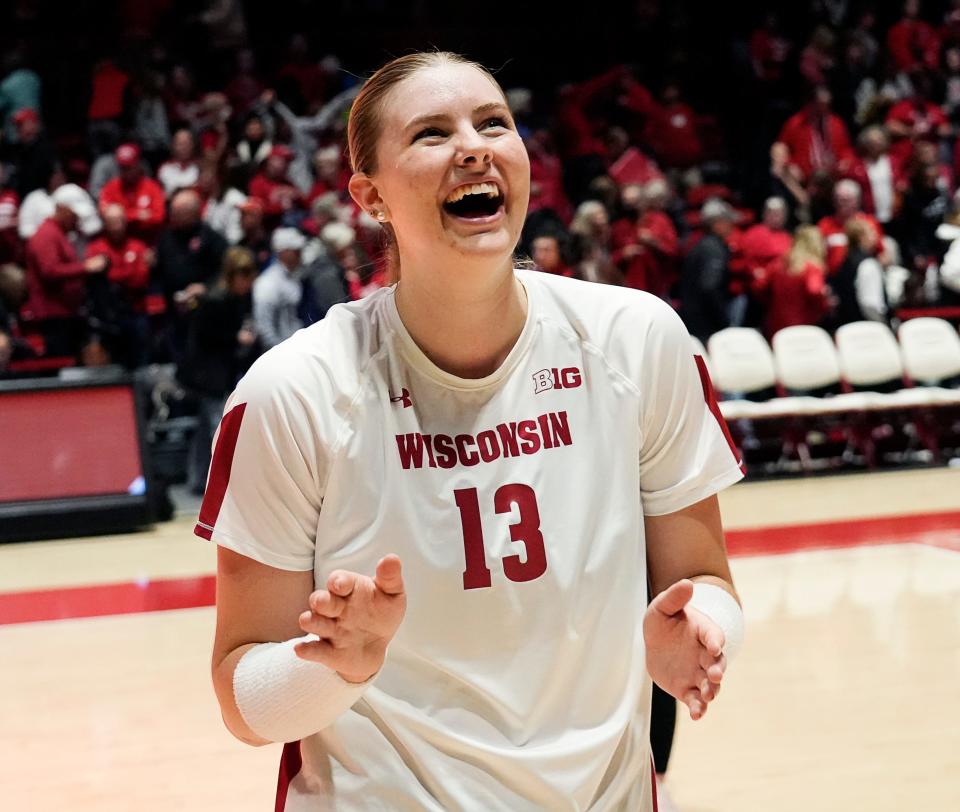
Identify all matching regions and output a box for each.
[394,257,527,379]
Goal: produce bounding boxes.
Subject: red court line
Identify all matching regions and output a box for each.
[0,575,215,626]
[1,511,959,626]
[725,510,960,557]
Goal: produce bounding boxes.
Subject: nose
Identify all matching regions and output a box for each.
[455,125,492,167]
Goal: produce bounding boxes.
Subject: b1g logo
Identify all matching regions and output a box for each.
[532,367,582,394]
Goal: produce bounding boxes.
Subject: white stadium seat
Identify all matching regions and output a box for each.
[835,321,904,389]
[897,318,960,385]
[772,325,842,393]
[706,328,776,398]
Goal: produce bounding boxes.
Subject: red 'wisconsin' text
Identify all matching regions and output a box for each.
[395,411,573,470]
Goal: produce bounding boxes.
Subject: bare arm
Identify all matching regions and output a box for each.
[211,546,314,746]
[645,493,738,602]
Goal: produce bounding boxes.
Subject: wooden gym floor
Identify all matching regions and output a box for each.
[1,467,959,811]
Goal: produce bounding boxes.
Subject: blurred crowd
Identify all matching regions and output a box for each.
[3,0,960,395]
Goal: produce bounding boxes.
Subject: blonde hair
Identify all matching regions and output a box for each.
[220,246,257,288]
[844,215,875,249]
[787,225,826,274]
[569,200,608,237]
[347,51,508,283]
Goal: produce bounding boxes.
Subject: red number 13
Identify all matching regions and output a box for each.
[454,484,548,590]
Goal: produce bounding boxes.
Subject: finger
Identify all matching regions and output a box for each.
[308,590,347,618]
[651,579,694,617]
[298,611,339,639]
[683,688,705,720]
[374,555,404,596]
[706,654,727,684]
[293,636,339,665]
[696,617,725,658]
[327,570,358,597]
[699,676,720,703]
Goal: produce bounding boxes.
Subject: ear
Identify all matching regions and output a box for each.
[348,173,387,219]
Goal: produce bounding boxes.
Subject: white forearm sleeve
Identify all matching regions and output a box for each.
[688,583,745,662]
[233,634,377,743]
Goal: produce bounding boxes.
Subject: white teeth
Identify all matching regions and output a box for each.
[444,182,501,204]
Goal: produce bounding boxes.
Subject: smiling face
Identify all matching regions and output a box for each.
[349,60,530,275]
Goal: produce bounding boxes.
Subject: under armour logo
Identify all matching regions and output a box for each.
[390,387,412,408]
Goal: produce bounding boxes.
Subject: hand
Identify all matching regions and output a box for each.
[636,228,655,245]
[236,328,256,346]
[184,282,207,300]
[644,579,727,721]
[84,254,108,274]
[296,555,406,684]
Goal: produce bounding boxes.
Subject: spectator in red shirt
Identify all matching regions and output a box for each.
[22,184,108,357]
[525,129,573,224]
[86,203,150,310]
[248,144,303,224]
[799,26,836,88]
[845,126,905,226]
[555,66,645,201]
[531,231,574,278]
[85,203,153,367]
[818,179,885,274]
[887,0,941,74]
[775,86,854,183]
[739,197,791,292]
[644,82,703,170]
[759,225,830,339]
[749,12,791,87]
[87,58,130,157]
[885,71,950,165]
[610,180,678,296]
[98,143,166,242]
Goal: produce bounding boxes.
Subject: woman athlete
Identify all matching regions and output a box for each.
[200,51,745,811]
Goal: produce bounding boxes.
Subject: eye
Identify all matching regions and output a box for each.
[482,117,509,130]
[413,127,445,142]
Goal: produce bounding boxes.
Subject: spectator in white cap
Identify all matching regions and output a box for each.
[253,227,306,348]
[22,183,108,359]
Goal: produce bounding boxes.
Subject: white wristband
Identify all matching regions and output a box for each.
[233,634,377,743]
[687,583,744,662]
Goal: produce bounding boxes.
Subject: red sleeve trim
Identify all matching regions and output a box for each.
[196,402,247,538]
[694,355,745,474]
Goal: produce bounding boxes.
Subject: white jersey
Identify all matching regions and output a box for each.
[195,269,744,811]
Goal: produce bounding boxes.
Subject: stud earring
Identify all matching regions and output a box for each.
[376,211,386,222]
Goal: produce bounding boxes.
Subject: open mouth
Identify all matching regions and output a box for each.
[442,182,505,221]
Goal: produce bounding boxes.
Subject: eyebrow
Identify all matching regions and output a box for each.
[404,102,511,132]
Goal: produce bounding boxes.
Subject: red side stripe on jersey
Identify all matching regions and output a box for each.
[275,740,303,812]
[694,354,745,474]
[195,402,247,540]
